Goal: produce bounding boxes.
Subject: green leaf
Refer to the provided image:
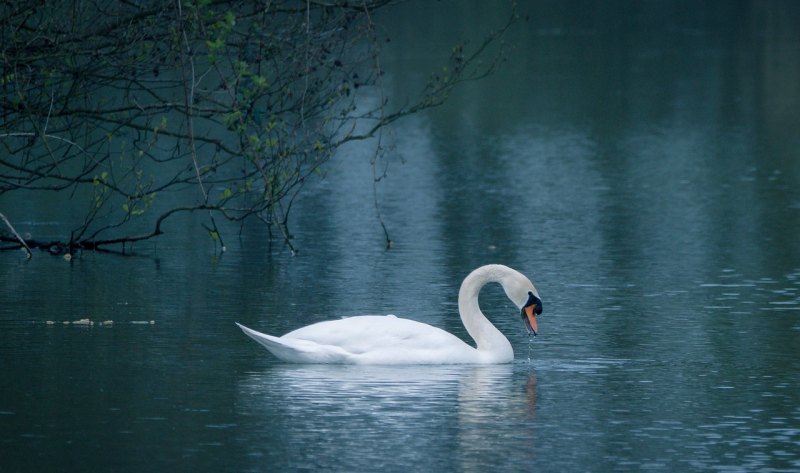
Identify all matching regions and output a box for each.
[206,38,224,52]
[223,111,242,130]
[224,11,236,27]
[234,60,249,77]
[252,75,268,89]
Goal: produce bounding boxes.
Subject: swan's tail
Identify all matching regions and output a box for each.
[235,322,348,363]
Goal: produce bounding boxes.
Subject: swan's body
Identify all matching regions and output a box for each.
[236,264,542,365]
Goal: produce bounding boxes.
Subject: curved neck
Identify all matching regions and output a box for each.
[458,265,514,361]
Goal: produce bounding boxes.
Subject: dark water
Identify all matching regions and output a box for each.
[2,1,800,471]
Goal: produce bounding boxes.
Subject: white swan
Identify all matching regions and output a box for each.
[236,264,543,364]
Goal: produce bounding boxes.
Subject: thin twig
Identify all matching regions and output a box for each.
[177,0,225,251]
[360,0,393,249]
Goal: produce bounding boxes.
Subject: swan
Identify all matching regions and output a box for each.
[236,264,543,364]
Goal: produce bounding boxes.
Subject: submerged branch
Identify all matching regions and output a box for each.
[0,212,32,258]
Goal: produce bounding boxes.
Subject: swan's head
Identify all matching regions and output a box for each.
[500,269,543,336]
[521,291,543,336]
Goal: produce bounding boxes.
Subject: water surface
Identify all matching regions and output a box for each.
[2,1,800,471]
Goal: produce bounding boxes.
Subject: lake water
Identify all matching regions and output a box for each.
[2,1,800,472]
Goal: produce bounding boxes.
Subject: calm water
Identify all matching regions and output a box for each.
[3,1,800,472]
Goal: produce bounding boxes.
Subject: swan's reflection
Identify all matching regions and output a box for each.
[237,363,537,471]
[456,365,537,472]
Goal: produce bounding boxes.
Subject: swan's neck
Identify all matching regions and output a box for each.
[458,265,514,362]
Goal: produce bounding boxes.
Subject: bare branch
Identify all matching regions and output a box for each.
[0,0,515,256]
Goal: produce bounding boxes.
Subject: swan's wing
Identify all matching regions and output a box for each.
[282,316,478,364]
[236,323,351,363]
[238,316,480,364]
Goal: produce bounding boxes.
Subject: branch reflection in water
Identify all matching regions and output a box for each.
[237,364,537,471]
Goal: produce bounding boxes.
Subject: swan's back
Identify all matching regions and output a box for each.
[283,315,481,364]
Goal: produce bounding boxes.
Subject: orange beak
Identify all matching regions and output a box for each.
[524,304,539,336]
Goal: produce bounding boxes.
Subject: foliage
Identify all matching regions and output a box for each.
[0,0,514,255]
